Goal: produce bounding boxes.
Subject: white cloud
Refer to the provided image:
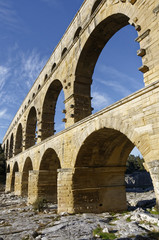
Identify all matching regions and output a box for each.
[0,65,10,91]
[0,108,11,120]
[98,78,132,96]
[0,47,47,112]
[0,0,19,30]
[20,50,47,89]
[92,91,112,111]
[98,64,143,90]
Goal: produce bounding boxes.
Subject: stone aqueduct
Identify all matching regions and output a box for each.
[2,0,159,213]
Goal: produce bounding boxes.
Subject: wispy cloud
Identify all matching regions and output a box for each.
[0,108,11,120]
[0,47,47,107]
[98,78,132,96]
[0,0,19,30]
[97,64,144,90]
[92,91,112,111]
[0,65,10,91]
[20,50,47,89]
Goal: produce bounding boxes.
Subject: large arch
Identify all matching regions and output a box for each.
[21,157,33,196]
[15,123,23,155]
[9,134,14,159]
[38,148,61,202]
[72,127,146,213]
[11,161,19,192]
[6,140,9,159]
[25,107,37,149]
[41,80,64,140]
[74,13,141,121]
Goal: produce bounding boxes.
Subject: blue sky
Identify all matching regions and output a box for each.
[0,0,144,156]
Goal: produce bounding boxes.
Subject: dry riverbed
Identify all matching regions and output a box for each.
[0,184,159,240]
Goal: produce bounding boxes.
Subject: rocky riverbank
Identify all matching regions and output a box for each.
[0,184,159,240]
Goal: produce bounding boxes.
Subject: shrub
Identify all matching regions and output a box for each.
[32,198,47,212]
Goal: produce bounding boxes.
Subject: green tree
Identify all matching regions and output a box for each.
[126,154,145,173]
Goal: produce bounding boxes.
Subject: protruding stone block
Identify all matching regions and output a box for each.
[138,65,149,73]
[135,25,141,32]
[137,49,146,57]
[128,0,137,4]
[62,118,67,122]
[62,109,66,113]
[135,29,150,42]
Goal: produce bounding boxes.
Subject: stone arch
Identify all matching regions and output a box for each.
[7,164,10,173]
[72,126,144,213]
[21,157,33,196]
[38,84,41,91]
[74,12,142,121]
[73,27,82,41]
[15,123,23,155]
[41,79,64,140]
[6,140,9,159]
[74,117,149,163]
[11,161,19,192]
[91,0,103,16]
[9,133,14,159]
[3,144,5,158]
[25,106,37,149]
[38,148,61,202]
[75,128,135,167]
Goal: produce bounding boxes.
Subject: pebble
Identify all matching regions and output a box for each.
[32,231,39,238]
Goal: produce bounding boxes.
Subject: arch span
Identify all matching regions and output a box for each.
[25,107,37,149]
[15,123,23,155]
[74,13,141,122]
[71,125,149,213]
[9,134,14,159]
[7,164,10,173]
[41,80,64,140]
[11,162,19,192]
[6,140,9,159]
[37,148,61,202]
[21,157,33,196]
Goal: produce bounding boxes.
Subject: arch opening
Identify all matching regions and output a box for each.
[7,165,10,173]
[41,80,65,140]
[22,157,33,197]
[9,134,14,159]
[11,162,19,192]
[38,148,61,203]
[15,123,23,155]
[73,27,82,41]
[91,0,103,16]
[61,47,67,57]
[73,128,153,213]
[51,63,56,72]
[6,140,9,159]
[25,107,37,149]
[75,13,143,120]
